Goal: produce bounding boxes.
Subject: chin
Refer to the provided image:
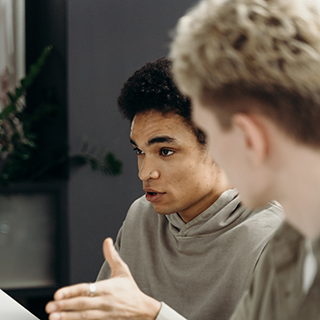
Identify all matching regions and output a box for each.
[152,204,174,215]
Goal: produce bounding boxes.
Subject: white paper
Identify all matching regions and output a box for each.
[0,289,39,319]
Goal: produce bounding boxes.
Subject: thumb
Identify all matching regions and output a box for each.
[103,237,131,278]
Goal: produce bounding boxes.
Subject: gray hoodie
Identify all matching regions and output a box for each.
[97,189,283,320]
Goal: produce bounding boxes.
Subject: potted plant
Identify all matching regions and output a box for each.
[0,46,122,185]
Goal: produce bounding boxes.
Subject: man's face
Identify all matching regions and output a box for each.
[192,98,272,208]
[130,110,228,222]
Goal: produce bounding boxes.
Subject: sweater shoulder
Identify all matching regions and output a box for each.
[227,202,284,253]
[247,201,284,230]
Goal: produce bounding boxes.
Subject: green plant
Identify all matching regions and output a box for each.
[0,46,122,184]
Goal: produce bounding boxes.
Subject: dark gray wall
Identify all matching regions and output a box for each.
[67,0,196,284]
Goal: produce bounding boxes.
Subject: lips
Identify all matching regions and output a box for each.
[143,188,165,203]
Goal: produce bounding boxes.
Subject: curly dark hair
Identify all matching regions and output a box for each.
[117,57,206,145]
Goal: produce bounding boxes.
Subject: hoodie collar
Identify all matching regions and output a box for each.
[165,189,253,237]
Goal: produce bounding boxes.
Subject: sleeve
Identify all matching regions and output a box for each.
[229,290,250,320]
[96,225,123,281]
[155,303,187,320]
[229,235,276,320]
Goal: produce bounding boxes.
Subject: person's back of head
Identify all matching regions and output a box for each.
[171,0,320,147]
[118,57,206,145]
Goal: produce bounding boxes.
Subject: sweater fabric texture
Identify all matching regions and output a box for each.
[97,189,283,320]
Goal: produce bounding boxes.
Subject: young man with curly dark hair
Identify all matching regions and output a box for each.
[46,57,282,320]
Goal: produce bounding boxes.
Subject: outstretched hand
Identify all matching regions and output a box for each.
[46,238,161,320]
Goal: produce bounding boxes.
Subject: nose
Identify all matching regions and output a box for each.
[138,157,160,181]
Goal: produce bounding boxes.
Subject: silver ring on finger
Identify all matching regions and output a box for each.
[89,282,96,297]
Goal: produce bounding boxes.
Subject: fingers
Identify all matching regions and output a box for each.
[103,237,130,278]
[47,296,93,312]
[53,283,96,300]
[48,309,106,320]
[47,239,134,320]
[102,237,116,263]
[46,296,111,318]
[47,296,105,312]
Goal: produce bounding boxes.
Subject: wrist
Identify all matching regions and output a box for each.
[143,294,161,320]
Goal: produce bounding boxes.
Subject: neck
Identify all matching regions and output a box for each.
[275,142,320,240]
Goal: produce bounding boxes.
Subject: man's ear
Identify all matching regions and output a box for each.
[232,113,269,165]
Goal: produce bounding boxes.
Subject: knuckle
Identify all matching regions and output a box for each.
[81,284,90,296]
[98,298,111,310]
[58,312,66,319]
[76,297,90,309]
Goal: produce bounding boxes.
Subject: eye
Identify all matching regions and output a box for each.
[160,148,174,156]
[133,147,144,155]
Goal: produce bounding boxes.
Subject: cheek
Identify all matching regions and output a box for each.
[179,162,208,189]
[169,166,196,191]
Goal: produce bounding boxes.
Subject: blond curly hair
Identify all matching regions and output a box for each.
[170,0,320,146]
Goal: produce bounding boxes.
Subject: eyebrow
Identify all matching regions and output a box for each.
[130,136,177,147]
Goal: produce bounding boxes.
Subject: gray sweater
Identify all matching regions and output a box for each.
[97,189,283,320]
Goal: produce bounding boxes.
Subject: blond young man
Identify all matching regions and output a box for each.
[170,0,320,319]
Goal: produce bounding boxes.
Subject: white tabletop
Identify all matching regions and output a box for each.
[0,289,39,320]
